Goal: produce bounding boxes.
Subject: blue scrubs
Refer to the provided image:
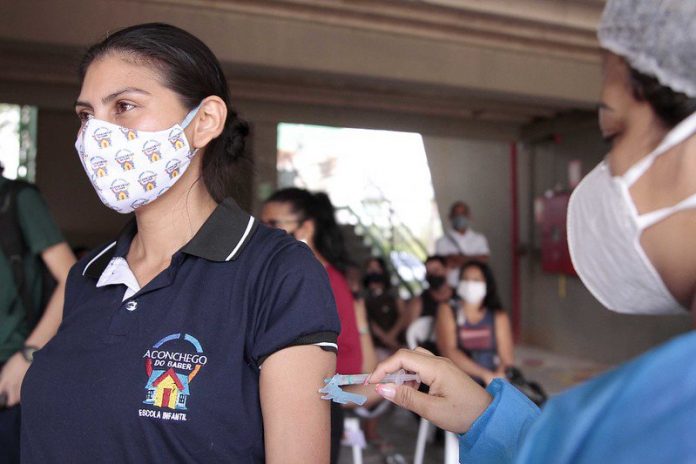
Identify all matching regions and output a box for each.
[460,331,696,463]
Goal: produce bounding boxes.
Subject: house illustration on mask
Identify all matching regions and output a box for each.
[168,127,186,150]
[142,140,162,162]
[138,171,157,192]
[144,367,190,410]
[115,149,135,171]
[119,127,138,141]
[110,178,130,201]
[93,127,112,148]
[90,156,108,177]
[165,159,181,179]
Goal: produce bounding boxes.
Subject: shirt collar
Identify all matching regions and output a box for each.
[83,198,258,278]
[96,256,140,301]
[181,197,258,262]
[450,228,471,238]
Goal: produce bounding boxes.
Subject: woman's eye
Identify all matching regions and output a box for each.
[115,102,135,114]
[77,111,93,122]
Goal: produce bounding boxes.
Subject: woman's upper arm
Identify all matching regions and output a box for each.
[406,296,422,321]
[41,242,76,284]
[494,311,514,366]
[260,345,335,464]
[435,303,457,355]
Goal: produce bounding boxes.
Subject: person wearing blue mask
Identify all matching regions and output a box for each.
[435,201,490,288]
[368,1,696,462]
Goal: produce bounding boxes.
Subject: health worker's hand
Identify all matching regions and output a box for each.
[0,352,30,407]
[368,348,492,434]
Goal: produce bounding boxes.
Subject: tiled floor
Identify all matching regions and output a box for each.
[338,345,611,464]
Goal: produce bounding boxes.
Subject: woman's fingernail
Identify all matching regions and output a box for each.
[363,375,371,385]
[376,384,396,400]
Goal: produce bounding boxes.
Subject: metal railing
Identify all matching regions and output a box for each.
[336,197,427,298]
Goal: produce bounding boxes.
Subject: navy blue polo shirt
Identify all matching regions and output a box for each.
[21,198,340,463]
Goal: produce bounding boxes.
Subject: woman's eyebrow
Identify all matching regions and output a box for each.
[74,100,92,110]
[101,87,151,104]
[74,87,151,109]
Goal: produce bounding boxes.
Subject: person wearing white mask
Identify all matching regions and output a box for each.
[436,260,514,386]
[366,1,696,462]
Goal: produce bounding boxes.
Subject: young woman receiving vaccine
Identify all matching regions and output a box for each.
[20,23,340,463]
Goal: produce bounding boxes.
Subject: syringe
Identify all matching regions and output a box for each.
[319,369,422,405]
[325,369,421,386]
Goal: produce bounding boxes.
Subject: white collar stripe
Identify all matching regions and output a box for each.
[82,241,117,276]
[225,216,255,261]
[313,342,338,349]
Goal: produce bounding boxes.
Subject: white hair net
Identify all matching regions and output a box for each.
[598,0,696,97]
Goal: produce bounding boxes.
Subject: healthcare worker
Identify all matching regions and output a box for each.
[20,23,340,463]
[369,1,696,462]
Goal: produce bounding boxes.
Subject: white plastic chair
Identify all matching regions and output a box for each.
[405,316,435,352]
[342,416,365,464]
[406,316,459,464]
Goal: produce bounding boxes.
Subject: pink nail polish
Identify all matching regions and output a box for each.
[376,384,396,399]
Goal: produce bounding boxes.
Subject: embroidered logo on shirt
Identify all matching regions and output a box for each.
[140,333,207,420]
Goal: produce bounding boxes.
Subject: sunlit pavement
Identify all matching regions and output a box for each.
[338,345,610,463]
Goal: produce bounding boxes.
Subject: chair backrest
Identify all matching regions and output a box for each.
[405,316,435,350]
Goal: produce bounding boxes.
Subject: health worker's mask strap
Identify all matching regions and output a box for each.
[622,110,696,187]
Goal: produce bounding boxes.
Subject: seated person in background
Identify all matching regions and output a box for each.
[435,201,490,287]
[408,255,453,321]
[363,257,409,355]
[406,255,453,354]
[436,260,513,386]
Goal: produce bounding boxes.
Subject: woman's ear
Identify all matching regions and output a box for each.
[187,96,227,149]
[296,219,315,245]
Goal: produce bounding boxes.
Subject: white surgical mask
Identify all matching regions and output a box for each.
[457,280,487,305]
[75,104,200,214]
[567,111,696,315]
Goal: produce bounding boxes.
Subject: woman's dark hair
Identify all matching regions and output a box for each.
[78,23,249,203]
[460,260,504,312]
[425,255,447,267]
[629,68,696,129]
[265,188,350,272]
[363,257,392,290]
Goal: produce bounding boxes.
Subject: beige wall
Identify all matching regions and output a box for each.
[1,0,601,110]
[423,136,513,316]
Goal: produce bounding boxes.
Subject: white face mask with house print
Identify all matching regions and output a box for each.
[74,104,200,214]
